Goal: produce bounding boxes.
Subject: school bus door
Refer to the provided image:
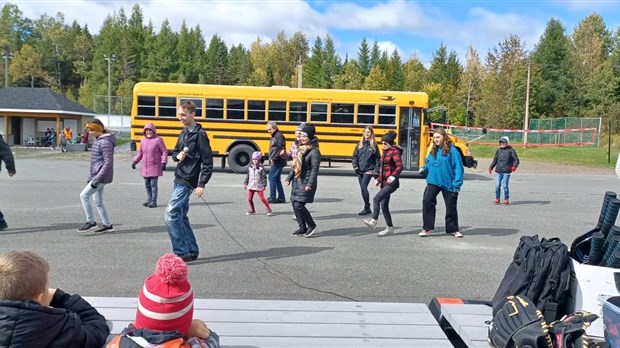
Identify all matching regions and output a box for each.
[398,107,421,171]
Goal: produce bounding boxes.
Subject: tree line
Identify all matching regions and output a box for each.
[1,3,619,130]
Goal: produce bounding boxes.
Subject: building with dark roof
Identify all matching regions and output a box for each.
[0,87,97,146]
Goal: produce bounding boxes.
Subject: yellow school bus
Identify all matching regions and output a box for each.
[130,82,477,173]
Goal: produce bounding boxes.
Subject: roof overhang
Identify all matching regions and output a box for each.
[0,109,98,117]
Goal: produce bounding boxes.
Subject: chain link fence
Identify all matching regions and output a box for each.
[93,95,133,116]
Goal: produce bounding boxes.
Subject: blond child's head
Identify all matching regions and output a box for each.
[0,250,49,301]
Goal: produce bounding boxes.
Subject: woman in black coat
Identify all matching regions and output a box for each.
[285,125,321,237]
[352,125,380,215]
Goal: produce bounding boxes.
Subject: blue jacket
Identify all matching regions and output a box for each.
[421,144,464,192]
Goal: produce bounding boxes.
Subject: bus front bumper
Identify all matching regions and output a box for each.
[464,157,478,169]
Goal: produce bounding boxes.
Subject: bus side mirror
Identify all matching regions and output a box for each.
[482,128,488,135]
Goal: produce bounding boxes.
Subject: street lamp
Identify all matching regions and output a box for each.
[2,49,13,87]
[104,54,116,115]
[524,58,531,146]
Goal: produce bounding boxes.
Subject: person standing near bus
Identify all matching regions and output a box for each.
[286,125,320,237]
[352,126,381,216]
[363,131,402,237]
[132,122,168,208]
[266,121,286,204]
[0,133,16,231]
[488,136,519,205]
[418,127,464,238]
[165,100,213,262]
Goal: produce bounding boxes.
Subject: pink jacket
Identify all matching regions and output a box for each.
[133,122,168,178]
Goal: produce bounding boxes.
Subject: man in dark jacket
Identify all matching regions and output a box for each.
[489,136,520,204]
[266,121,287,203]
[165,100,213,262]
[0,250,109,347]
[0,133,16,231]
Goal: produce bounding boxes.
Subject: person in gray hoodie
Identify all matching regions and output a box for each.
[78,118,116,234]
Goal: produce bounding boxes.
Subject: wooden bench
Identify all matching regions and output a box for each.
[86,297,454,347]
[439,303,491,348]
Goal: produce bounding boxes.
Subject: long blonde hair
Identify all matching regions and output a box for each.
[358,125,377,152]
[430,128,453,157]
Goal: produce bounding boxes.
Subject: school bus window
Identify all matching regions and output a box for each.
[137,95,156,117]
[205,98,224,119]
[227,99,244,120]
[357,104,375,124]
[247,100,266,121]
[331,103,354,124]
[310,103,328,122]
[378,105,396,125]
[289,101,307,122]
[158,96,177,117]
[180,98,203,118]
[268,101,286,121]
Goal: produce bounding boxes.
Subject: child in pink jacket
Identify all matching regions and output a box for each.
[132,123,168,208]
[243,151,272,215]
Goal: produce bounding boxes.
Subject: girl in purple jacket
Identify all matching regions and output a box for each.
[132,122,168,208]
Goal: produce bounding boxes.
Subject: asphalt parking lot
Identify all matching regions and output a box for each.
[0,157,617,305]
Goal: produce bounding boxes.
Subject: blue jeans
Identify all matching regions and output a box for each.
[495,173,511,200]
[164,183,199,257]
[80,182,110,226]
[268,165,285,201]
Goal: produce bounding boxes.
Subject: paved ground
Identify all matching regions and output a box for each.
[0,153,617,305]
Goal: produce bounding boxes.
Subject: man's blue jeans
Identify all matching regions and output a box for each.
[164,183,199,257]
[495,173,511,200]
[268,165,285,201]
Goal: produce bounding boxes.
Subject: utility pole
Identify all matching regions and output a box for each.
[104,54,116,115]
[297,56,302,88]
[2,49,13,87]
[524,59,531,146]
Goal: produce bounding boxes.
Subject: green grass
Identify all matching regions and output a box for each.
[470,144,619,168]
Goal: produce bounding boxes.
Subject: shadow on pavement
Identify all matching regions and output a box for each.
[191,246,333,264]
[459,227,520,237]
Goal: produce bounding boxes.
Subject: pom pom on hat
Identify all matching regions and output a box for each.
[381,131,397,146]
[301,125,316,140]
[135,253,194,335]
[252,151,262,161]
[296,122,307,131]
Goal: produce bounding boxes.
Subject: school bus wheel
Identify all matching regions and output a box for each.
[228,144,254,173]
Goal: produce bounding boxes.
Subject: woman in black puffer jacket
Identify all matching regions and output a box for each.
[286,125,321,238]
[352,125,380,215]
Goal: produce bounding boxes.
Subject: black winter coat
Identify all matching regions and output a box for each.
[352,140,380,173]
[171,123,213,188]
[0,289,109,348]
[269,130,287,167]
[490,145,520,174]
[0,134,15,174]
[286,138,320,203]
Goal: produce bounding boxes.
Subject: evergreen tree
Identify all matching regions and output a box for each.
[10,43,49,87]
[362,66,388,90]
[323,34,341,88]
[144,20,178,82]
[304,36,328,88]
[459,45,484,126]
[357,37,370,77]
[204,34,228,84]
[386,48,404,91]
[370,40,381,68]
[402,54,427,91]
[332,60,363,90]
[227,44,252,85]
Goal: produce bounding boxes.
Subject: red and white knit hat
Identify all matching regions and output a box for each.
[134,253,194,335]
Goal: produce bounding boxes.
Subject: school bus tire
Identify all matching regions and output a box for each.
[228,144,255,173]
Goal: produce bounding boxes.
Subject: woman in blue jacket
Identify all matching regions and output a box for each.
[418,128,464,238]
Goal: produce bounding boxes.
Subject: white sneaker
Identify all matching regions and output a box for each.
[363,219,377,229]
[418,230,431,237]
[377,226,394,237]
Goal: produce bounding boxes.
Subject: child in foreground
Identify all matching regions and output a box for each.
[0,250,110,347]
[107,253,220,348]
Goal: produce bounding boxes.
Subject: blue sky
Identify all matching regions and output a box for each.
[14,0,620,66]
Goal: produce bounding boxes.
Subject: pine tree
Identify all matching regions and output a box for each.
[357,38,371,77]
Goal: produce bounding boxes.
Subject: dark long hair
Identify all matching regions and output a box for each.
[430,128,453,157]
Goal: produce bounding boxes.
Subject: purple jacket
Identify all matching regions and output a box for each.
[133,123,168,177]
[89,132,116,184]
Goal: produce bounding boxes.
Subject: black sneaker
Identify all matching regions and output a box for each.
[180,254,198,262]
[292,229,306,236]
[142,202,149,207]
[77,221,97,232]
[0,220,7,231]
[276,198,286,204]
[93,224,114,233]
[147,202,157,208]
[358,207,371,215]
[305,226,317,238]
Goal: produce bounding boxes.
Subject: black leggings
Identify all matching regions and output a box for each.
[144,177,159,203]
[371,185,397,227]
[292,200,315,232]
[357,173,373,206]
